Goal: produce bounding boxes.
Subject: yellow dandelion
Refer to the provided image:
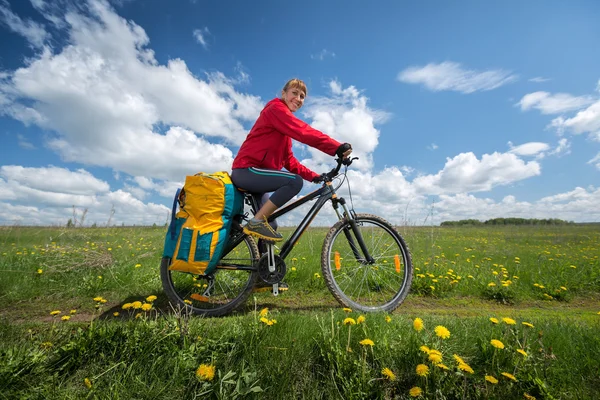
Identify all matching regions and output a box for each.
[381,367,396,381]
[113,312,120,317]
[135,313,142,319]
[132,301,142,309]
[84,378,92,389]
[357,315,366,324]
[141,303,152,311]
[196,364,216,381]
[385,315,392,323]
[416,364,429,376]
[501,372,517,382]
[61,315,70,321]
[569,265,576,269]
[37,269,43,274]
[146,295,157,302]
[359,338,374,347]
[343,318,356,326]
[135,263,142,268]
[50,310,61,316]
[343,307,352,313]
[502,317,516,325]
[428,352,443,364]
[489,317,499,324]
[409,386,422,397]
[485,375,498,384]
[70,309,77,314]
[413,317,424,331]
[490,339,505,349]
[93,296,103,302]
[122,303,133,310]
[436,363,449,370]
[434,325,450,339]
[184,299,192,305]
[419,345,430,354]
[458,363,474,374]
[314,273,321,279]
[488,282,496,287]
[560,286,567,291]
[453,354,466,364]
[517,349,528,357]
[259,307,269,317]
[260,317,269,324]
[522,322,534,328]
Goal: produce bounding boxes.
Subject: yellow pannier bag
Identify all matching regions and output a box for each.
[163,172,243,275]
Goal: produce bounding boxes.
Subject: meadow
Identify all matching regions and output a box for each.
[0,224,599,399]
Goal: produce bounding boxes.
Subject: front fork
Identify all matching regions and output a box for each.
[332,198,374,264]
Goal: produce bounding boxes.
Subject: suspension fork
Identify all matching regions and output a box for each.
[333,198,375,264]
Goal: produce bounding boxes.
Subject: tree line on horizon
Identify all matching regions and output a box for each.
[440,217,576,226]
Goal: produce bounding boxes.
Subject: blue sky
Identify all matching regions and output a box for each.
[1,0,599,226]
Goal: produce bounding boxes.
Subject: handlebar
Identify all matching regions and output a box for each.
[323,156,359,182]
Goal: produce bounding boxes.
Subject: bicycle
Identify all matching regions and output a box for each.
[160,157,413,317]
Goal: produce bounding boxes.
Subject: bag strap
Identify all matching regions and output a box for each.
[169,188,182,240]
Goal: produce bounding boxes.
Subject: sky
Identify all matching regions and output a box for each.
[0,0,599,227]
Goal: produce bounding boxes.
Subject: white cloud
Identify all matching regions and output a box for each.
[0,165,169,226]
[0,165,109,194]
[427,143,438,151]
[412,152,540,195]
[529,77,551,83]
[434,187,600,223]
[0,0,48,48]
[302,80,391,172]
[193,27,210,49]
[397,61,517,94]
[547,138,571,157]
[311,49,336,61]
[17,133,35,149]
[550,100,600,140]
[588,152,600,170]
[0,0,262,182]
[518,91,595,114]
[507,141,549,156]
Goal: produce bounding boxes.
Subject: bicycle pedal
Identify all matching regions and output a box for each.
[253,282,288,294]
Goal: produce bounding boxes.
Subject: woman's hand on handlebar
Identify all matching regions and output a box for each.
[336,143,353,159]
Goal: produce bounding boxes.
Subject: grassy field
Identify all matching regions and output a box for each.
[0,224,599,399]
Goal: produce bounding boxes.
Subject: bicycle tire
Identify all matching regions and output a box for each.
[321,213,413,313]
[160,234,259,317]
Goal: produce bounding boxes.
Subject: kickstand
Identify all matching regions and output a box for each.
[266,242,279,296]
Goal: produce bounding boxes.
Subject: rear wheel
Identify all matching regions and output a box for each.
[321,214,413,313]
[160,234,259,317]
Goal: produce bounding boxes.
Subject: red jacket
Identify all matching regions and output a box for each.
[232,98,341,182]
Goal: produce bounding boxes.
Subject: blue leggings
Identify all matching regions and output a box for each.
[231,168,303,208]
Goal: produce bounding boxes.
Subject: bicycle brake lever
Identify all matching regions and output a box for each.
[342,157,359,166]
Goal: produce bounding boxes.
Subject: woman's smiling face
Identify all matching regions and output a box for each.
[282,86,305,112]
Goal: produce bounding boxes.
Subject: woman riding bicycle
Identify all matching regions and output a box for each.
[231,78,353,242]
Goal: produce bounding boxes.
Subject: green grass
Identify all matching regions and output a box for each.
[0,224,599,399]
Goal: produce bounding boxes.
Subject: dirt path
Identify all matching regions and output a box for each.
[2,295,599,324]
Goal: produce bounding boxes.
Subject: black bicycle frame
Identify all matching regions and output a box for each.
[221,181,375,267]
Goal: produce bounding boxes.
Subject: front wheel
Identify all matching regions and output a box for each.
[321,214,413,313]
[160,234,259,317]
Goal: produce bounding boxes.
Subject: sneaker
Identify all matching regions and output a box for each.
[243,217,283,242]
[253,281,289,293]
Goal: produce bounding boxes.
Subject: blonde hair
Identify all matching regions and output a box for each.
[282,78,307,97]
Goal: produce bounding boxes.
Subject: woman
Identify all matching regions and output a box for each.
[231,78,352,241]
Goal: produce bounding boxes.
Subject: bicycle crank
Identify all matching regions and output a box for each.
[257,245,287,295]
